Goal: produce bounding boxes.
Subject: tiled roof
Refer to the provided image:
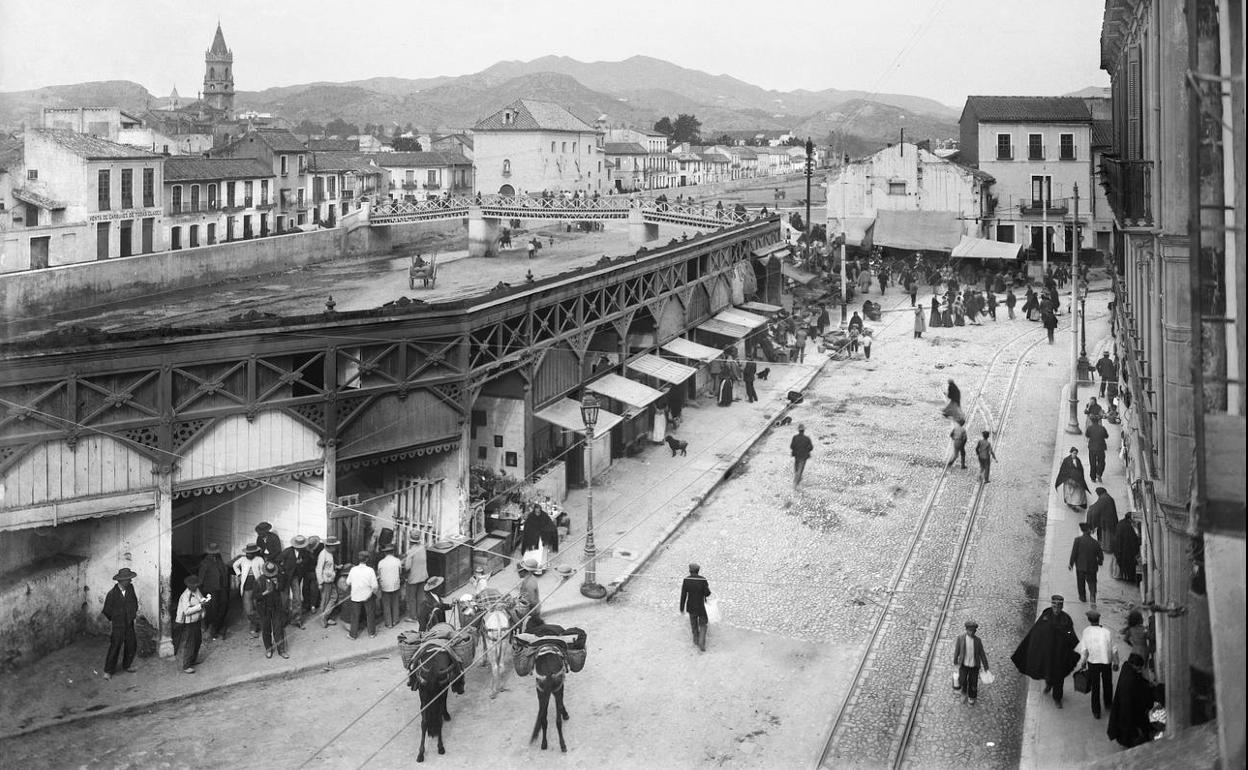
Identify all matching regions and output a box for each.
[252,129,307,152]
[963,96,1092,123]
[733,147,757,158]
[13,186,67,210]
[604,142,648,155]
[309,152,384,175]
[30,128,160,159]
[433,134,473,149]
[699,153,729,163]
[367,151,472,168]
[164,156,273,182]
[307,138,359,152]
[475,99,595,133]
[1092,120,1114,148]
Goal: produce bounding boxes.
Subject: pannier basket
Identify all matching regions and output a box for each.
[567,647,587,673]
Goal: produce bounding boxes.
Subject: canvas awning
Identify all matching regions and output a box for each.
[780,262,818,284]
[841,216,876,247]
[696,318,751,339]
[534,398,624,434]
[738,301,783,315]
[950,235,1024,260]
[627,354,698,384]
[714,308,769,329]
[872,210,962,252]
[661,337,723,363]
[586,373,664,410]
[751,241,790,258]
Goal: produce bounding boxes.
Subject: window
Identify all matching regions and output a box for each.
[170,225,181,250]
[427,170,437,187]
[189,224,199,248]
[888,180,907,195]
[141,218,153,253]
[226,181,236,208]
[297,155,306,173]
[995,134,1012,160]
[97,169,111,210]
[297,189,305,206]
[996,224,1015,243]
[572,142,577,152]
[121,169,134,208]
[226,216,236,241]
[551,142,556,153]
[27,169,37,180]
[142,168,154,207]
[207,223,216,244]
[171,185,183,213]
[208,183,218,210]
[260,180,269,205]
[1059,133,1075,160]
[280,155,289,175]
[561,142,567,152]
[244,180,254,207]
[1028,134,1043,160]
[119,220,133,257]
[190,184,200,211]
[96,222,110,259]
[503,159,511,175]
[1030,175,1052,207]
[326,177,335,197]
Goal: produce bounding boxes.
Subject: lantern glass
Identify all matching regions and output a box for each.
[580,393,600,429]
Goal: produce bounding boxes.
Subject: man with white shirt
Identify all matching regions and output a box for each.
[317,537,341,627]
[174,575,210,674]
[402,534,429,624]
[376,544,403,628]
[1075,609,1118,719]
[345,550,379,639]
[233,544,266,638]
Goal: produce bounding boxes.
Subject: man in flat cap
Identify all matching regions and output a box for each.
[101,567,140,680]
[953,620,990,705]
[1075,609,1118,719]
[1012,594,1079,708]
[679,563,711,652]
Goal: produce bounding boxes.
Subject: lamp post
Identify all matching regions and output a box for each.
[1077,281,1091,383]
[1065,184,1083,434]
[804,137,814,263]
[579,393,606,599]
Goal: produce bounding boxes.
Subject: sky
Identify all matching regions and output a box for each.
[0,0,1109,109]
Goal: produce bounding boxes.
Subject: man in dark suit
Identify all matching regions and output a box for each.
[1085,417,1110,482]
[679,563,711,652]
[742,358,758,403]
[1069,523,1104,604]
[255,521,282,560]
[102,567,140,680]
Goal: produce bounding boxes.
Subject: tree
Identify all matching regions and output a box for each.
[392,136,422,152]
[783,136,805,147]
[671,114,702,144]
[653,117,674,137]
[714,133,734,146]
[295,119,323,136]
[324,117,359,138]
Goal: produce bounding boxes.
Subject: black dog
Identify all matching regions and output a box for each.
[756,367,771,381]
[774,415,793,427]
[786,390,805,405]
[664,435,688,456]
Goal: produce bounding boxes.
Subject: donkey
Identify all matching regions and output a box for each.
[407,644,465,763]
[529,643,570,752]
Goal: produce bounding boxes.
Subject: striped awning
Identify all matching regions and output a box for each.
[627,354,698,384]
[661,337,723,363]
[534,398,624,435]
[586,373,665,410]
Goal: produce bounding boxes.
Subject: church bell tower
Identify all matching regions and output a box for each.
[203,23,235,115]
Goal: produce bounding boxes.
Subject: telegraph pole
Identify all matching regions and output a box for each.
[840,151,849,327]
[805,138,813,264]
[1065,184,1082,434]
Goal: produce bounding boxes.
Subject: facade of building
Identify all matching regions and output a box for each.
[959,96,1096,257]
[210,128,309,231]
[473,100,607,197]
[1100,1,1245,765]
[370,151,473,201]
[202,23,235,115]
[163,156,276,248]
[1,129,164,272]
[306,152,388,225]
[431,133,474,160]
[41,108,142,141]
[116,127,214,156]
[604,142,648,192]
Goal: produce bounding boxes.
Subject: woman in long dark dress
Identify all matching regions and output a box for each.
[520,505,544,553]
[942,379,964,422]
[1054,447,1090,509]
[1107,653,1155,748]
[929,297,942,328]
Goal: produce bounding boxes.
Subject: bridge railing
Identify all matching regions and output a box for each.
[370,193,763,226]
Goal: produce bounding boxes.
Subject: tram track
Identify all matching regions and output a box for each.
[815,322,1049,769]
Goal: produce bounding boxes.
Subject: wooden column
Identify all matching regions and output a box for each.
[154,466,174,658]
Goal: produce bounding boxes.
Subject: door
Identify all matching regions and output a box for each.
[141,217,154,253]
[29,236,50,269]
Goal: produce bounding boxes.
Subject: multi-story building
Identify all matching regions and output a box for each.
[959,96,1095,258]
[370,151,473,201]
[41,108,142,141]
[1099,2,1244,765]
[163,156,276,248]
[1,129,164,272]
[211,128,309,231]
[697,148,732,183]
[604,142,648,192]
[431,133,474,160]
[307,152,388,225]
[473,99,606,197]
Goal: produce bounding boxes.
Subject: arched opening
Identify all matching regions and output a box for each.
[498,184,515,196]
[209,67,216,79]
[503,159,511,175]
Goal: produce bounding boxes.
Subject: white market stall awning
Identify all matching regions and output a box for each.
[586,373,665,410]
[714,308,769,329]
[661,337,724,363]
[696,318,751,339]
[872,210,962,252]
[627,354,698,384]
[780,262,818,285]
[751,242,790,258]
[534,398,624,435]
[951,235,1024,260]
[738,301,783,315]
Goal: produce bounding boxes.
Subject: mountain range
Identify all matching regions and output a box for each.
[0,55,966,151]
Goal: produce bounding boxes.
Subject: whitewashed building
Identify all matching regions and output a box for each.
[473,100,607,197]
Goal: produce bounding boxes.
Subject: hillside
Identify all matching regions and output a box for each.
[0,80,153,128]
[791,99,959,157]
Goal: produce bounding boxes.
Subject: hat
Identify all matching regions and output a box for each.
[112,567,137,581]
[1086,609,1101,622]
[291,535,308,549]
[244,543,261,556]
[473,566,485,575]
[307,535,321,546]
[1051,594,1065,603]
[323,536,340,546]
[1079,522,1091,532]
[262,561,279,576]
[409,532,423,543]
[424,576,444,591]
[204,543,220,555]
[1095,487,1108,495]
[1101,351,1110,356]
[964,620,979,629]
[797,423,806,432]
[519,557,540,572]
[380,544,395,553]
[255,522,273,533]
[184,575,201,588]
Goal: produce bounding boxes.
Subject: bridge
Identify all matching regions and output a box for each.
[366,194,766,256]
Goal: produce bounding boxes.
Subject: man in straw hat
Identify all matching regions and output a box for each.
[402,533,429,624]
[953,619,990,705]
[175,575,210,673]
[101,567,139,680]
[317,536,342,627]
[257,561,288,659]
[196,543,230,640]
[234,543,265,638]
[517,558,542,625]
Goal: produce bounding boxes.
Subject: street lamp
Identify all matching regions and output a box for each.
[1077,282,1092,383]
[579,393,606,599]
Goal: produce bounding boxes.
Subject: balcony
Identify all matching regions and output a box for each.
[425,183,441,191]
[402,182,420,190]
[1028,145,1045,161]
[995,146,1014,161]
[1100,156,1153,227]
[1019,199,1069,216]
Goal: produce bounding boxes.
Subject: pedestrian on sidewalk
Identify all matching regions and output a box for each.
[1095,352,1119,398]
[377,544,402,628]
[953,620,990,705]
[402,533,429,623]
[679,563,711,652]
[861,331,872,360]
[929,296,943,328]
[818,304,831,334]
[1005,288,1017,319]
[1121,609,1153,665]
[345,550,379,640]
[279,535,311,629]
[1011,594,1079,708]
[1075,609,1118,719]
[101,567,139,680]
[790,424,814,487]
[196,543,230,640]
[942,379,964,422]
[304,536,323,614]
[986,291,998,321]
[1107,652,1155,748]
[1054,447,1090,510]
[947,419,968,470]
[1114,513,1141,584]
[794,326,808,363]
[975,431,998,483]
[914,305,926,338]
[1069,523,1104,605]
[257,562,289,659]
[742,357,758,403]
[1086,488,1119,551]
[1084,396,1105,426]
[1085,416,1109,482]
[234,544,265,638]
[907,278,919,307]
[1042,306,1058,343]
[175,575,209,674]
[317,537,342,626]
[255,521,281,561]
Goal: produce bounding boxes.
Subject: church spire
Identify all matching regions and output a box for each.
[209,23,230,56]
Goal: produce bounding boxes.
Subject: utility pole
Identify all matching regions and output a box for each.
[1065,183,1082,434]
[840,149,849,327]
[1042,190,1049,277]
[805,137,813,264]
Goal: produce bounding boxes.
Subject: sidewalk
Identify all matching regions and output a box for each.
[0,329,830,741]
[1020,284,1145,768]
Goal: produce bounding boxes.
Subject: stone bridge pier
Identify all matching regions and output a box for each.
[628,208,659,248]
[467,206,502,258]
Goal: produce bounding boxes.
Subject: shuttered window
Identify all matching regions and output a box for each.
[1127,45,1142,160]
